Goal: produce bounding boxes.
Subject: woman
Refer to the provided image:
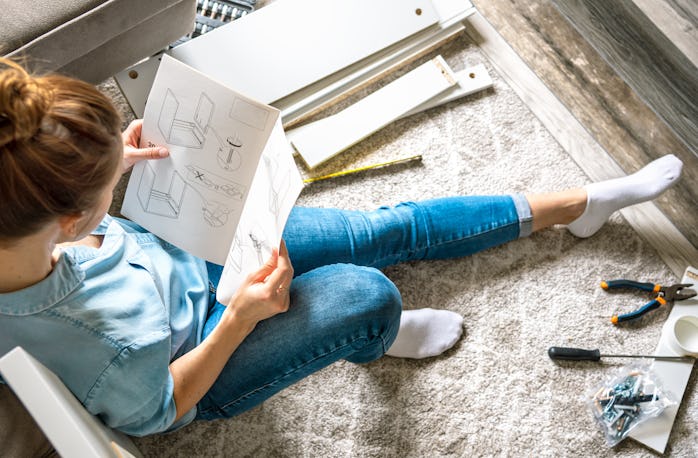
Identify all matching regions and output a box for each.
[0,59,683,436]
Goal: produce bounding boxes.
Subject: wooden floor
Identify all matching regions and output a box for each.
[552,0,697,156]
[469,0,698,251]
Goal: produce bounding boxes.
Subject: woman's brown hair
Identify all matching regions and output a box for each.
[0,58,122,245]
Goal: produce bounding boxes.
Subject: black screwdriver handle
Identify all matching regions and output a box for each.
[548,346,601,361]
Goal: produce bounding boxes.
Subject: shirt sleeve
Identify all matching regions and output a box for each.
[83,335,193,437]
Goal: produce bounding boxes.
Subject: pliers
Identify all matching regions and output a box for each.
[600,279,696,325]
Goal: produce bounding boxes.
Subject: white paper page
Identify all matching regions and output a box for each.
[216,119,304,304]
[122,55,279,264]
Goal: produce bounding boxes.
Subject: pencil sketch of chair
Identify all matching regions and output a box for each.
[137,163,187,218]
[0,347,142,458]
[158,89,214,148]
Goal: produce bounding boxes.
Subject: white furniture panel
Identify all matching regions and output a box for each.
[114,0,476,125]
[288,56,457,168]
[171,0,439,104]
[629,266,697,453]
[400,63,493,118]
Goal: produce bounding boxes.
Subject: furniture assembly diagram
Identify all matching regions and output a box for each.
[123,54,302,302]
[263,155,291,217]
[227,224,271,273]
[136,162,245,227]
[158,88,247,170]
[230,97,270,130]
[223,151,291,274]
[137,163,187,218]
[185,164,248,227]
[158,89,213,148]
[138,86,266,228]
[185,165,246,201]
[200,201,231,227]
[217,134,243,171]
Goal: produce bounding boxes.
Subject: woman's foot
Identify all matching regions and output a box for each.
[567,154,683,238]
[385,308,464,359]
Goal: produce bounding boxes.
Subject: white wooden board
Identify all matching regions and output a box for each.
[629,266,697,453]
[288,56,457,168]
[114,0,476,123]
[171,0,438,104]
[400,63,493,118]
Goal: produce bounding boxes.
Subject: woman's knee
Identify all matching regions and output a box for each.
[344,265,402,324]
[292,264,402,337]
[340,265,402,362]
[331,264,399,312]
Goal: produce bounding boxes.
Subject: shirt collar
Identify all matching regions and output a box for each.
[0,251,85,316]
[92,214,112,236]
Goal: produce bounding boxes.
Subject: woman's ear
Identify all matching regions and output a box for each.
[56,213,84,241]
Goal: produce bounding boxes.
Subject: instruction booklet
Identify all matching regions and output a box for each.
[121,55,303,304]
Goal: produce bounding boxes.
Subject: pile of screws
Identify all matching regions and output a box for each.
[592,372,657,440]
[587,366,676,447]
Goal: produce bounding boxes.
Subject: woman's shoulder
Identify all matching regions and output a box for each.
[0,247,171,350]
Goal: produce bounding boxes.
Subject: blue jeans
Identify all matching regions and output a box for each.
[196,195,532,420]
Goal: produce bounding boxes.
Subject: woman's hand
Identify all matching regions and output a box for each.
[169,240,293,421]
[121,119,169,173]
[224,239,294,331]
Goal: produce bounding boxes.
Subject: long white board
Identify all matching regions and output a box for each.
[171,0,440,104]
[114,0,476,124]
[288,56,457,168]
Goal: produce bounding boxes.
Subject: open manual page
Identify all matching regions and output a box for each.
[121,55,303,304]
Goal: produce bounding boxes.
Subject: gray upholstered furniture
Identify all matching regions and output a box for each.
[0,384,57,458]
[1,0,197,83]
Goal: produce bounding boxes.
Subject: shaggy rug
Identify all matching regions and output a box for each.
[100,29,697,458]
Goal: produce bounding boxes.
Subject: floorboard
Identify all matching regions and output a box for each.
[552,0,698,156]
[469,0,698,251]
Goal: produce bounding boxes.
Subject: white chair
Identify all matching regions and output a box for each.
[0,347,142,458]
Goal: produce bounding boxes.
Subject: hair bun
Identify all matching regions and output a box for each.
[0,60,52,146]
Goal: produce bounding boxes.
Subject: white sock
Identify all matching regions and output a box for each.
[385,308,464,359]
[567,154,683,238]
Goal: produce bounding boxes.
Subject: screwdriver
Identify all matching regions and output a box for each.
[547,346,695,362]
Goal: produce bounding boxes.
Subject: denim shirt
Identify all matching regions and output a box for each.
[0,215,209,436]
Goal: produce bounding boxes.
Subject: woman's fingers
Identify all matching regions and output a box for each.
[121,119,169,172]
[248,248,279,284]
[265,241,293,293]
[230,247,290,319]
[276,239,294,284]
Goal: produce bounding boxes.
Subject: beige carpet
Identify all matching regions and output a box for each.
[102,33,697,457]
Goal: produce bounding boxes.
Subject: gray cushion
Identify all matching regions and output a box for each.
[2,0,195,82]
[0,0,107,54]
[60,0,197,83]
[0,384,57,458]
